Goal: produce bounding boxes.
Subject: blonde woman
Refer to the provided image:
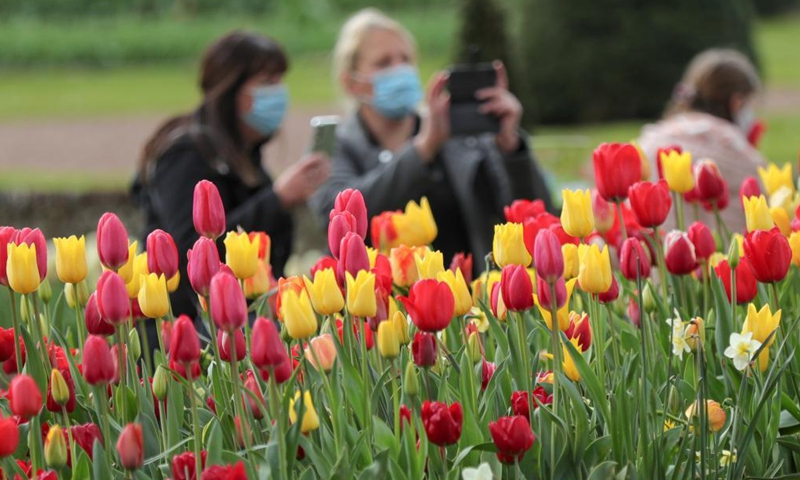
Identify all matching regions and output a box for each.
[310,8,552,272]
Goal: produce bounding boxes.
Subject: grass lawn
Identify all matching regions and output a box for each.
[0,11,798,189]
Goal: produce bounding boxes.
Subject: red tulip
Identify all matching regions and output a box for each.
[85,292,115,336]
[743,228,792,283]
[97,213,130,271]
[664,231,697,275]
[96,271,129,325]
[370,211,399,251]
[421,401,463,446]
[243,370,266,419]
[218,329,246,363]
[251,317,288,369]
[500,265,534,312]
[71,423,103,460]
[332,189,368,240]
[9,374,42,420]
[310,256,337,278]
[116,423,143,470]
[714,258,758,304]
[170,315,201,366]
[694,160,726,204]
[398,279,455,332]
[0,415,19,457]
[511,387,552,421]
[187,237,221,297]
[336,232,370,286]
[399,405,412,430]
[412,332,437,367]
[210,271,247,332]
[739,177,762,209]
[701,180,730,213]
[259,357,292,385]
[160,320,173,354]
[193,180,226,240]
[0,226,16,286]
[489,415,535,464]
[481,359,496,390]
[591,190,615,235]
[598,274,620,303]
[628,180,672,228]
[565,312,592,350]
[13,227,47,281]
[328,211,358,259]
[655,145,683,180]
[201,461,247,480]
[82,336,115,385]
[3,337,25,375]
[536,275,566,311]
[112,344,127,385]
[619,238,651,280]
[747,120,767,148]
[533,229,563,282]
[170,358,201,381]
[449,252,474,285]
[0,327,16,362]
[628,297,641,327]
[504,199,547,223]
[687,222,715,260]
[592,143,642,202]
[172,451,207,480]
[147,229,179,279]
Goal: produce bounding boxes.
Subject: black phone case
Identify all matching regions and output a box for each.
[448,64,500,136]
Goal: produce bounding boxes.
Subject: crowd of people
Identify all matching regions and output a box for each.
[132,8,765,329]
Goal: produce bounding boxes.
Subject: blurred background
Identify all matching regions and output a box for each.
[1,0,798,247]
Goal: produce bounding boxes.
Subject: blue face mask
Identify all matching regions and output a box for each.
[243,84,288,135]
[368,65,423,119]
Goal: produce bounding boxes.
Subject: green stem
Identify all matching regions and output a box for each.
[307,339,340,455]
[514,312,534,434]
[615,201,628,241]
[547,284,561,477]
[268,370,289,480]
[139,321,152,375]
[674,192,686,231]
[391,362,401,444]
[7,289,23,373]
[229,333,253,455]
[652,226,669,300]
[160,400,169,464]
[155,318,167,363]
[605,304,621,369]
[71,283,87,363]
[116,326,128,423]
[188,373,203,479]
[61,408,76,475]
[357,318,372,436]
[94,385,114,468]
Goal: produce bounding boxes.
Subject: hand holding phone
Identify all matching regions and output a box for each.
[309,116,340,156]
[447,62,500,136]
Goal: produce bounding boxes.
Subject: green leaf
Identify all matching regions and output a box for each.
[204,419,223,466]
[358,449,389,480]
[19,326,47,393]
[72,449,92,480]
[588,461,617,480]
[563,338,611,423]
[166,377,185,450]
[92,442,115,480]
[373,415,399,456]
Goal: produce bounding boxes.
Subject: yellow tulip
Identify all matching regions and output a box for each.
[115,241,138,284]
[138,273,169,319]
[7,243,40,294]
[414,249,445,279]
[393,197,438,247]
[771,207,791,236]
[244,260,270,299]
[345,270,377,317]
[125,253,149,299]
[53,235,88,284]
[758,163,794,196]
[577,244,612,294]
[467,306,489,333]
[660,150,694,193]
[289,391,320,433]
[167,272,180,293]
[493,223,531,268]
[303,268,344,315]
[632,140,651,180]
[282,290,318,340]
[224,231,260,280]
[377,320,400,359]
[437,268,472,316]
[535,278,577,331]
[562,243,579,280]
[789,231,800,267]
[366,247,379,269]
[708,252,726,269]
[743,303,781,371]
[743,195,774,232]
[471,270,502,306]
[561,189,595,238]
[769,185,800,214]
[391,309,410,344]
[561,337,583,382]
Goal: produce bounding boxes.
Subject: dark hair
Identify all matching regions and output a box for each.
[140,31,289,187]
[666,49,760,122]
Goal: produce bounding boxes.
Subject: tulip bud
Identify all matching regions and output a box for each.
[83,335,116,386]
[45,425,68,469]
[0,414,20,457]
[304,334,337,372]
[533,229,563,282]
[97,213,130,271]
[664,231,697,276]
[6,242,40,295]
[65,280,90,308]
[501,265,535,312]
[128,328,141,361]
[146,229,179,279]
[193,180,226,240]
[153,365,168,401]
[412,332,437,367]
[187,237,220,297]
[391,310,410,345]
[39,278,53,303]
[337,232,370,286]
[345,270,377,318]
[467,332,482,364]
[96,270,130,325]
[209,271,247,333]
[642,283,657,314]
[138,273,169,319]
[50,369,70,406]
[9,374,42,420]
[377,321,400,360]
[727,238,741,268]
[404,361,419,397]
[333,189,369,240]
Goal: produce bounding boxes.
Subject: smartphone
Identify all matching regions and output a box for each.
[447,63,500,136]
[309,116,340,156]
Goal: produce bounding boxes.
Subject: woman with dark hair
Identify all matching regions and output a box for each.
[134,31,329,322]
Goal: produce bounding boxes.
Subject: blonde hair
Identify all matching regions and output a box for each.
[667,48,760,122]
[333,8,417,81]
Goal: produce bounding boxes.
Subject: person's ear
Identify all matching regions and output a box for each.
[729,92,745,118]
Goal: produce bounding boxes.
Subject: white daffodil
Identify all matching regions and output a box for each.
[720,449,736,467]
[667,315,690,360]
[462,463,494,480]
[724,332,761,371]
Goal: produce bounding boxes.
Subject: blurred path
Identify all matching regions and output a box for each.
[0,104,343,181]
